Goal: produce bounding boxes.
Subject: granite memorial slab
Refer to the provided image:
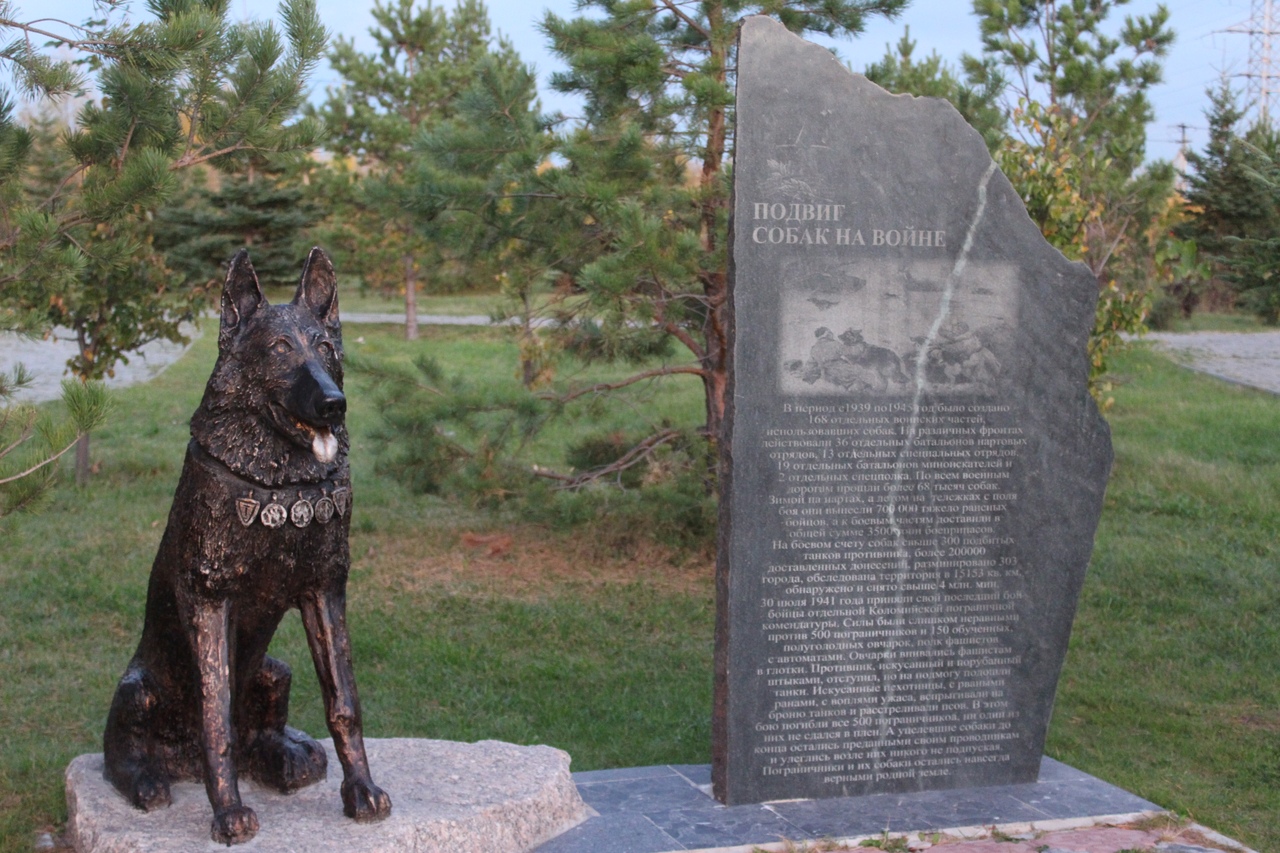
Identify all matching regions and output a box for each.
[713,16,1113,805]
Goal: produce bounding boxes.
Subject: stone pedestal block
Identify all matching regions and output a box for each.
[67,738,590,852]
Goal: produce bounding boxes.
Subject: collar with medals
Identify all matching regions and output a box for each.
[190,441,351,530]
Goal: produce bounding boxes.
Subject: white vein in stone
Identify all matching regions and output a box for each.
[868,159,1000,758]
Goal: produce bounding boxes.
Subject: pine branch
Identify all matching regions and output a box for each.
[531,428,681,489]
[0,16,128,55]
[0,418,36,461]
[652,287,707,359]
[657,0,710,41]
[169,141,255,170]
[546,365,707,405]
[0,433,79,485]
[37,163,89,212]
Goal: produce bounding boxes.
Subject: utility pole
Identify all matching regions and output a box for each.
[1224,0,1280,122]
[1172,123,1192,153]
[1173,123,1191,192]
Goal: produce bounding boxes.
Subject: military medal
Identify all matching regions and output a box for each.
[236,496,261,527]
[260,499,288,529]
[333,487,351,517]
[291,497,314,528]
[314,497,335,525]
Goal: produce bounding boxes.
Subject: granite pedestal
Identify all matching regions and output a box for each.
[66,738,589,853]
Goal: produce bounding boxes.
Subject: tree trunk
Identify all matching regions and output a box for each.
[699,18,730,442]
[75,432,91,486]
[700,348,728,442]
[404,253,419,341]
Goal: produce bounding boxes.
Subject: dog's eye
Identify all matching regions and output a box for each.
[272,339,294,355]
[317,340,335,356]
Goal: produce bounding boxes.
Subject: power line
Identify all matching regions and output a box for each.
[1221,0,1280,121]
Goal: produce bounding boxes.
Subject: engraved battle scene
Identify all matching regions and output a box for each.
[779,258,1018,397]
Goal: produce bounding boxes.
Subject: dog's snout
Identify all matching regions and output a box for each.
[317,393,346,421]
[288,359,346,426]
[306,364,345,425]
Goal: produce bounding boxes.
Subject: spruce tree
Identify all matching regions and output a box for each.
[1187,111,1280,324]
[156,168,321,293]
[1179,82,1275,255]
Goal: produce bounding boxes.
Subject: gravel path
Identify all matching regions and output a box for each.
[0,325,200,404]
[1141,330,1280,396]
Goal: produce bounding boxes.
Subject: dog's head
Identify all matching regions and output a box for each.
[191,248,350,486]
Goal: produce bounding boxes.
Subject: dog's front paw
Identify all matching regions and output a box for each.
[341,778,391,823]
[246,726,327,793]
[210,804,259,846]
[127,771,171,812]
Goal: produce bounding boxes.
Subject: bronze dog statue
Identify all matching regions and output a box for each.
[103,248,391,844]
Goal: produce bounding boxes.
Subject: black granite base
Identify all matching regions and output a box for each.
[532,757,1159,853]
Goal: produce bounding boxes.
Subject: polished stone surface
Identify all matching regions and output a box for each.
[67,738,589,852]
[533,757,1158,853]
[715,16,1112,804]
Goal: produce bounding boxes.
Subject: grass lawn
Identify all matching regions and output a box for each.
[259,284,507,316]
[1159,311,1270,333]
[0,330,1276,852]
[259,285,578,318]
[1047,344,1280,849]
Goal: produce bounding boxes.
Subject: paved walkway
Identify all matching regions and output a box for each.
[1141,330,1280,396]
[535,760,1255,853]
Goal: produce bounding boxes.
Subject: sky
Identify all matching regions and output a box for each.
[9,0,1265,165]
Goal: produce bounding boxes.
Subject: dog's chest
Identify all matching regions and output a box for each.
[159,446,352,597]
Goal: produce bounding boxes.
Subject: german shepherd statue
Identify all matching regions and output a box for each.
[102,248,391,845]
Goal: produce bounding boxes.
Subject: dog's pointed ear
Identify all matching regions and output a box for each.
[220,250,266,349]
[294,247,339,328]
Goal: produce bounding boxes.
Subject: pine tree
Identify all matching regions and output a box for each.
[0,0,326,512]
[393,1,909,499]
[309,0,522,339]
[963,0,1177,286]
[535,0,910,444]
[958,0,1177,399]
[864,27,1005,151]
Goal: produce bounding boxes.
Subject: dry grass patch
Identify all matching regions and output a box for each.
[1224,705,1280,733]
[356,524,714,600]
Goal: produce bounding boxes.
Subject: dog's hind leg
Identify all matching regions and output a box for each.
[300,589,392,823]
[189,600,259,845]
[240,655,327,792]
[102,665,172,811]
